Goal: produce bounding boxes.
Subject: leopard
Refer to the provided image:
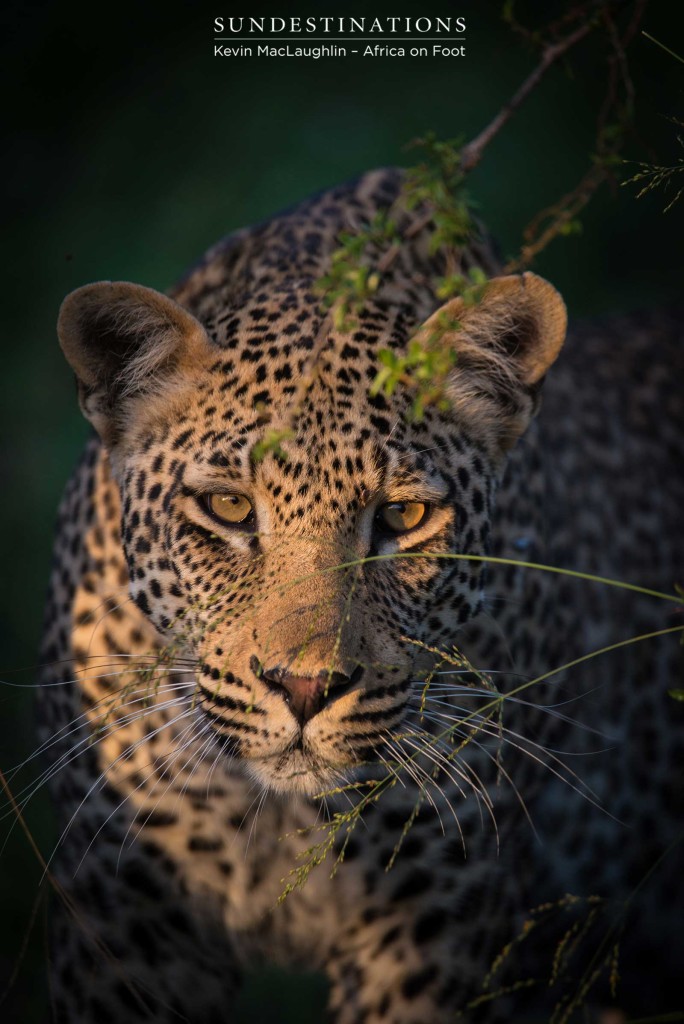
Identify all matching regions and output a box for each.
[35,167,683,1024]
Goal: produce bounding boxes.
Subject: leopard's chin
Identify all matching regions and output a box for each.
[247,745,349,797]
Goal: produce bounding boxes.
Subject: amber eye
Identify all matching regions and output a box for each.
[376,501,428,534]
[203,493,254,526]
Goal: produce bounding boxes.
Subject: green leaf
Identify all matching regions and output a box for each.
[250,428,294,463]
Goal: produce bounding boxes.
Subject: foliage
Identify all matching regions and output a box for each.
[316,133,482,423]
[623,116,684,211]
[402,132,475,257]
[250,427,294,464]
[252,134,488,461]
[622,35,684,211]
[315,213,398,331]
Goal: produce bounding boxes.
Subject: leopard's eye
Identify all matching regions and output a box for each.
[376,501,428,534]
[203,493,254,526]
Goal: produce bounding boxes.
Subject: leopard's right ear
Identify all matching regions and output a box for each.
[58,282,210,446]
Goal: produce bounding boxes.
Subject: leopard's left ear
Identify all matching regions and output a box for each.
[420,272,567,452]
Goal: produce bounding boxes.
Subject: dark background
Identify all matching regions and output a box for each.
[1,1,682,1020]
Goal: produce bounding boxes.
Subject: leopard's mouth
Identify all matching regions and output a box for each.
[247,741,348,795]
[196,663,415,794]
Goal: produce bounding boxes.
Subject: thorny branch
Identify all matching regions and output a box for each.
[251,0,648,448]
[506,0,647,271]
[459,18,595,173]
[374,0,646,282]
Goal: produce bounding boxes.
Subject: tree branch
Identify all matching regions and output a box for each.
[460,8,609,174]
[505,0,646,271]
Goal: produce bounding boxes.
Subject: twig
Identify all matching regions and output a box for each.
[0,766,175,1018]
[460,17,596,173]
[642,30,684,65]
[505,0,646,271]
[505,165,606,272]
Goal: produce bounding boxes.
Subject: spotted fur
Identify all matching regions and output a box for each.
[37,169,683,1023]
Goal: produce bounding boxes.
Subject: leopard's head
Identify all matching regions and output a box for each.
[58,272,566,794]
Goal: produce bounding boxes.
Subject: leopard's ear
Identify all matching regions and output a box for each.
[58,282,210,446]
[420,272,567,453]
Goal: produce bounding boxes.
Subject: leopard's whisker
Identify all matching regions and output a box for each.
[415,683,615,738]
[7,680,196,783]
[395,726,497,838]
[382,734,449,837]
[173,725,221,807]
[72,713,204,876]
[413,707,619,822]
[403,722,497,818]
[389,735,468,853]
[123,715,226,848]
[117,720,219,868]
[40,706,200,877]
[80,595,138,661]
[414,737,499,845]
[245,787,270,853]
[228,783,273,848]
[394,728,472,806]
[3,690,196,813]
[202,727,230,799]
[375,745,407,789]
[111,727,212,873]
[26,672,195,754]
[427,669,532,679]
[404,718,531,845]
[414,700,611,784]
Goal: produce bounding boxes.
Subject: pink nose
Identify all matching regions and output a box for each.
[252,658,362,725]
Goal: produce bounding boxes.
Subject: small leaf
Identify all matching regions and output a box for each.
[251,428,294,463]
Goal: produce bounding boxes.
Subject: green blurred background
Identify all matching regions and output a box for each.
[1,1,682,1020]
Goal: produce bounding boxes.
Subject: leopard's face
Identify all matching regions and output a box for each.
[58,274,566,794]
[115,300,494,794]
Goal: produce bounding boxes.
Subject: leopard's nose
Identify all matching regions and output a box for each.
[251,657,363,726]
